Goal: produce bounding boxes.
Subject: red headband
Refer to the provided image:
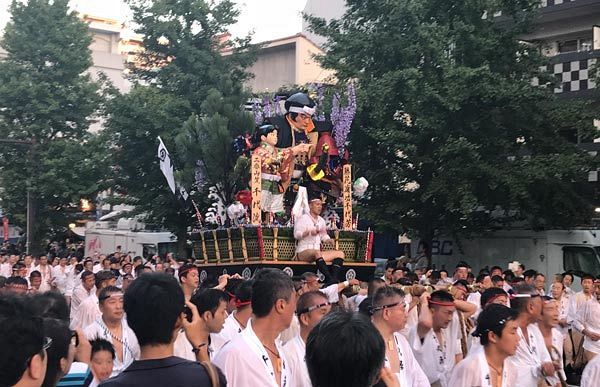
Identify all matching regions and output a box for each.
[484,294,507,307]
[429,299,455,307]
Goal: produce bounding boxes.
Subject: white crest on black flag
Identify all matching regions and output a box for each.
[157,136,176,194]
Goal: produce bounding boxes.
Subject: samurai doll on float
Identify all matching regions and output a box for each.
[265,92,318,194]
[252,124,310,222]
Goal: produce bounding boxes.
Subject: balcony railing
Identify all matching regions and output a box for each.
[537,49,600,96]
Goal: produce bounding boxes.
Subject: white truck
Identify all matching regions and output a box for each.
[84,218,177,258]
[426,229,600,282]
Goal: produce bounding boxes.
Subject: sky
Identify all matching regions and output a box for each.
[0,0,308,42]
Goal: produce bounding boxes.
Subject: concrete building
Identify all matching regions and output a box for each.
[239,33,335,92]
[302,0,345,47]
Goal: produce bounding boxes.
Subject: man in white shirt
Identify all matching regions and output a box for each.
[294,197,345,284]
[32,255,53,292]
[177,263,199,302]
[71,270,115,330]
[0,254,18,277]
[298,271,359,304]
[574,277,600,362]
[537,296,567,383]
[51,256,74,302]
[211,279,253,354]
[507,284,557,387]
[582,351,600,387]
[213,268,296,387]
[371,286,429,386]
[174,288,229,361]
[84,286,140,377]
[566,274,595,366]
[70,271,95,321]
[450,304,519,387]
[283,290,332,387]
[408,290,459,387]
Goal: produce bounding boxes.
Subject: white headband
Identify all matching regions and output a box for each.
[288,105,316,116]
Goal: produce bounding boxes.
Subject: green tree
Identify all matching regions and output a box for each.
[0,0,103,253]
[104,0,256,254]
[307,0,597,253]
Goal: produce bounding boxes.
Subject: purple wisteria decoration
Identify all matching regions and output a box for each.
[331,82,357,154]
[252,100,262,125]
[313,83,326,121]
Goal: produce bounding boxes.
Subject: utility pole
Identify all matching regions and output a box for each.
[0,138,34,254]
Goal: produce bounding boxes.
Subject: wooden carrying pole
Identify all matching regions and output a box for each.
[343,164,352,230]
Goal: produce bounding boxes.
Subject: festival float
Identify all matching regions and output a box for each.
[187,84,376,282]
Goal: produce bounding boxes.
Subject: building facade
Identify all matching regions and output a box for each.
[241,33,335,92]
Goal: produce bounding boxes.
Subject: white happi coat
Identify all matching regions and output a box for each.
[84,318,140,377]
[449,350,516,387]
[507,324,556,387]
[211,311,245,355]
[70,293,100,330]
[408,325,458,387]
[582,352,600,387]
[575,297,600,355]
[213,319,291,387]
[283,335,311,387]
[385,332,429,387]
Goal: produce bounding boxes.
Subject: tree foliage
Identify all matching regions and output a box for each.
[307,0,597,243]
[104,0,256,252]
[0,0,103,253]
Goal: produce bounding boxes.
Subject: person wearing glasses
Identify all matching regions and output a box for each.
[0,294,50,387]
[370,286,429,387]
[283,290,332,387]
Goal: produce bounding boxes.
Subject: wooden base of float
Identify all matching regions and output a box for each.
[191,226,376,281]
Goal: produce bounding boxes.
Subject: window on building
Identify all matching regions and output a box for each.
[559,40,578,53]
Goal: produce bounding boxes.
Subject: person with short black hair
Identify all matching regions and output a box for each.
[562,272,575,296]
[178,263,199,301]
[370,287,429,386]
[573,278,600,361]
[214,268,296,386]
[534,273,546,296]
[174,288,229,361]
[84,286,140,377]
[294,196,346,285]
[409,289,474,386]
[211,280,253,354]
[284,291,332,387]
[491,275,505,289]
[306,311,391,387]
[383,261,397,284]
[71,271,95,321]
[29,270,43,293]
[5,275,29,294]
[449,304,519,386]
[490,266,503,278]
[71,270,116,330]
[508,284,557,386]
[99,272,223,387]
[0,294,49,387]
[41,317,75,387]
[89,338,115,387]
[523,270,537,285]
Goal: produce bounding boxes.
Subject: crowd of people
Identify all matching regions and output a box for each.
[1,248,600,387]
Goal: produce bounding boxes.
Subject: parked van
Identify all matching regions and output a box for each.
[425,229,600,283]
